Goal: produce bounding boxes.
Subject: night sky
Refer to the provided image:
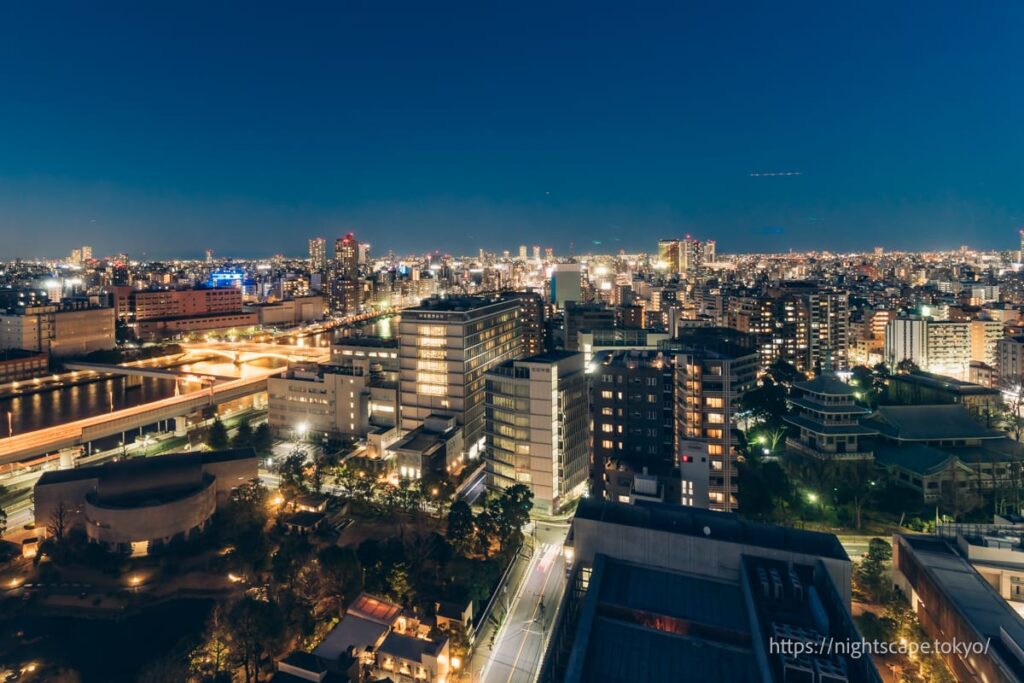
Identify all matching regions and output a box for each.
[2,1,1023,259]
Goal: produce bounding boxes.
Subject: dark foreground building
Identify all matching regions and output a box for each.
[539,498,881,683]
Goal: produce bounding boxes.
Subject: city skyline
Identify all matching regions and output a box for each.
[3,2,1024,258]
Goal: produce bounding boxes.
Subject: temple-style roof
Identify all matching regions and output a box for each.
[792,372,855,397]
[864,405,1005,442]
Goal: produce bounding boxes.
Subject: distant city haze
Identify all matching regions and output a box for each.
[2,2,1023,258]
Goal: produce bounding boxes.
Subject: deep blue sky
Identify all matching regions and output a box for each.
[2,1,1023,259]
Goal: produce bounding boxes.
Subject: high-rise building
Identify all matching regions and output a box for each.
[563,301,615,351]
[884,316,971,379]
[334,233,359,278]
[550,263,583,309]
[484,351,589,511]
[656,239,680,272]
[81,245,92,262]
[591,350,679,505]
[518,244,528,260]
[673,329,758,511]
[679,236,707,278]
[532,245,541,261]
[742,282,850,371]
[998,335,1024,383]
[308,237,327,272]
[399,296,523,459]
[970,318,1004,367]
[500,290,546,356]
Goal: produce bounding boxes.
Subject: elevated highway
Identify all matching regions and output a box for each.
[0,368,283,469]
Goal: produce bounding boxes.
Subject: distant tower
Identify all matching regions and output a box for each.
[308,237,327,272]
[519,244,528,260]
[334,233,359,278]
[533,245,541,261]
[81,245,92,262]
[205,248,214,264]
[1019,229,1024,261]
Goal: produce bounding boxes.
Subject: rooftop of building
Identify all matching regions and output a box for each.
[36,448,257,487]
[792,371,857,396]
[889,370,1000,396]
[573,497,848,561]
[333,336,399,349]
[377,630,446,661]
[897,534,1024,681]
[0,348,48,361]
[591,349,674,369]
[405,294,513,313]
[518,349,581,364]
[864,404,1005,441]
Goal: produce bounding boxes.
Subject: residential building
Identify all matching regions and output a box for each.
[999,335,1024,383]
[308,237,327,273]
[313,592,450,683]
[673,328,758,511]
[972,318,1005,367]
[399,296,522,459]
[885,316,972,380]
[485,351,589,511]
[591,350,677,506]
[334,233,359,278]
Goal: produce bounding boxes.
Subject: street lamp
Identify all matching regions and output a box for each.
[296,422,309,443]
[807,492,819,504]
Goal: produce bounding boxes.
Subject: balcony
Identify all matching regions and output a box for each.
[786,437,873,461]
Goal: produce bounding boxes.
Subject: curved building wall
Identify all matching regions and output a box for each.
[84,478,216,547]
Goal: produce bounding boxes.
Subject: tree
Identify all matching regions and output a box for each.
[446,500,476,557]
[486,485,534,554]
[227,597,285,683]
[832,460,877,530]
[856,538,892,602]
[766,359,806,385]
[190,603,234,683]
[1000,375,1024,442]
[207,418,230,451]
[387,562,414,606]
[47,500,69,544]
[252,422,273,455]
[895,358,920,375]
[232,416,254,449]
[318,546,364,609]
[277,452,308,499]
[740,377,789,430]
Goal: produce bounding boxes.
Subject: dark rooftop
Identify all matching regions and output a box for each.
[865,404,1005,441]
[890,370,999,396]
[36,449,257,487]
[574,497,848,561]
[520,350,581,364]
